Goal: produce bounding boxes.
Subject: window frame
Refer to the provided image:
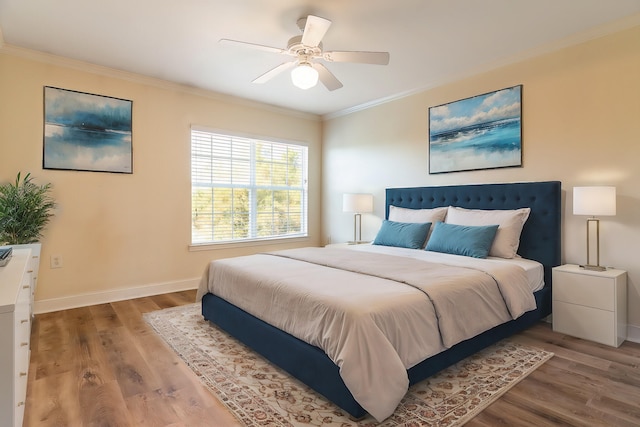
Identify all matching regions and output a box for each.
[189,126,309,249]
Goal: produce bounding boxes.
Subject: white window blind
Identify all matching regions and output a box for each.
[191,129,308,244]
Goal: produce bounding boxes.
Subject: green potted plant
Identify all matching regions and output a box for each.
[0,172,55,245]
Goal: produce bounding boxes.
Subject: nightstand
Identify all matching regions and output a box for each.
[552,264,627,347]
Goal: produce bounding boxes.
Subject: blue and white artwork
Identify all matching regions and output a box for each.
[44,87,132,173]
[429,85,522,174]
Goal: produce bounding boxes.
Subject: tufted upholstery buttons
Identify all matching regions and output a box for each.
[385,181,561,286]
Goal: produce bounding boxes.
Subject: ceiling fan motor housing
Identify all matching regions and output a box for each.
[287,35,322,59]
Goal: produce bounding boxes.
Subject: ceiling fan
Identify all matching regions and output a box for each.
[219,15,390,91]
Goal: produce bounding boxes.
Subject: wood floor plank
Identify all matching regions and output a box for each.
[164,384,241,427]
[79,380,136,427]
[154,290,196,307]
[512,333,613,371]
[24,290,640,427]
[110,299,155,335]
[89,302,124,332]
[587,394,640,426]
[25,371,84,427]
[149,292,188,310]
[124,390,183,426]
[129,324,197,393]
[68,306,117,384]
[469,394,572,426]
[514,373,611,425]
[98,325,163,399]
[129,295,164,315]
[32,312,74,380]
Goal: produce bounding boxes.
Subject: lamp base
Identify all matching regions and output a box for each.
[579,264,607,272]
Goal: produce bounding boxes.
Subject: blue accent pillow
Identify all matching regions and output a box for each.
[425,222,499,258]
[372,220,432,249]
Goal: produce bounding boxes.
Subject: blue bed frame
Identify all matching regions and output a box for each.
[201,181,562,418]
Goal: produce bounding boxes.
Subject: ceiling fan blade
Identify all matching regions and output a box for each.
[312,63,343,91]
[219,38,287,55]
[301,15,332,48]
[322,51,390,65]
[252,61,296,84]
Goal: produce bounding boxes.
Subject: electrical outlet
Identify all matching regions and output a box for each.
[50,255,63,269]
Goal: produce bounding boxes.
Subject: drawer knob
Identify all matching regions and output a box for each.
[27,270,34,273]
[21,342,29,347]
[23,285,30,289]
[21,319,29,324]
[19,372,27,377]
[17,401,25,407]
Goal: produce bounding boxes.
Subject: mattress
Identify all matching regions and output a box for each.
[347,243,545,292]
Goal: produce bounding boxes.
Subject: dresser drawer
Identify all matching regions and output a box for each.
[553,270,614,311]
[15,287,32,353]
[18,276,31,304]
[14,295,31,340]
[15,314,31,342]
[15,401,26,427]
[0,248,36,427]
[15,361,28,427]
[15,344,29,391]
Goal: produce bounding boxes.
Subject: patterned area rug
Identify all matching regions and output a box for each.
[144,303,553,426]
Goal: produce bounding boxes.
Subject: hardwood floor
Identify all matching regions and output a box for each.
[25,290,240,427]
[25,290,640,426]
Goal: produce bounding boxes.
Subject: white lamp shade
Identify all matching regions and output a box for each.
[291,63,319,90]
[343,193,373,213]
[573,186,616,216]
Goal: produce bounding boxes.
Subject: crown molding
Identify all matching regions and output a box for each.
[324,14,640,120]
[0,43,320,122]
[2,13,638,123]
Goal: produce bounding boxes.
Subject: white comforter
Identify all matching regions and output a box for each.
[197,245,537,421]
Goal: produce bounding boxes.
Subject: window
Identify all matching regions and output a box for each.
[191,128,308,245]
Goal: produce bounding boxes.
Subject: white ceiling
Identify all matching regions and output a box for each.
[1,1,639,117]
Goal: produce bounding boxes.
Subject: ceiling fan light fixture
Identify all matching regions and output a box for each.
[291,63,318,90]
[222,15,388,91]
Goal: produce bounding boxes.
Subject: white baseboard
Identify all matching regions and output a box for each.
[627,324,640,344]
[33,281,640,345]
[34,278,199,314]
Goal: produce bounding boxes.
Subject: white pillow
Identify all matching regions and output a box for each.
[388,206,448,247]
[389,205,448,223]
[445,206,531,259]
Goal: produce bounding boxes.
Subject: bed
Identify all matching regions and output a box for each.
[198,181,561,421]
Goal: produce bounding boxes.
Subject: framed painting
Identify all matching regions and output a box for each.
[43,86,133,173]
[428,85,522,174]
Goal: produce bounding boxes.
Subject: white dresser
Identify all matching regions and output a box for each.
[0,249,34,427]
[552,264,627,347]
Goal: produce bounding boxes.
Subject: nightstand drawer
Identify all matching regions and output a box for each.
[553,301,616,346]
[553,271,614,311]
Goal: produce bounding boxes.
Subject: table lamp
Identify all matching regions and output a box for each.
[343,193,373,244]
[573,186,616,271]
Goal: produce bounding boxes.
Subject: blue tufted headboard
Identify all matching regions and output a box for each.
[386,181,562,287]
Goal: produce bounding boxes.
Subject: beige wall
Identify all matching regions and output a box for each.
[322,27,640,336]
[1,25,638,337]
[0,50,322,307]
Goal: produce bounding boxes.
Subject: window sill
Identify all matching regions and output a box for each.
[189,236,311,252]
